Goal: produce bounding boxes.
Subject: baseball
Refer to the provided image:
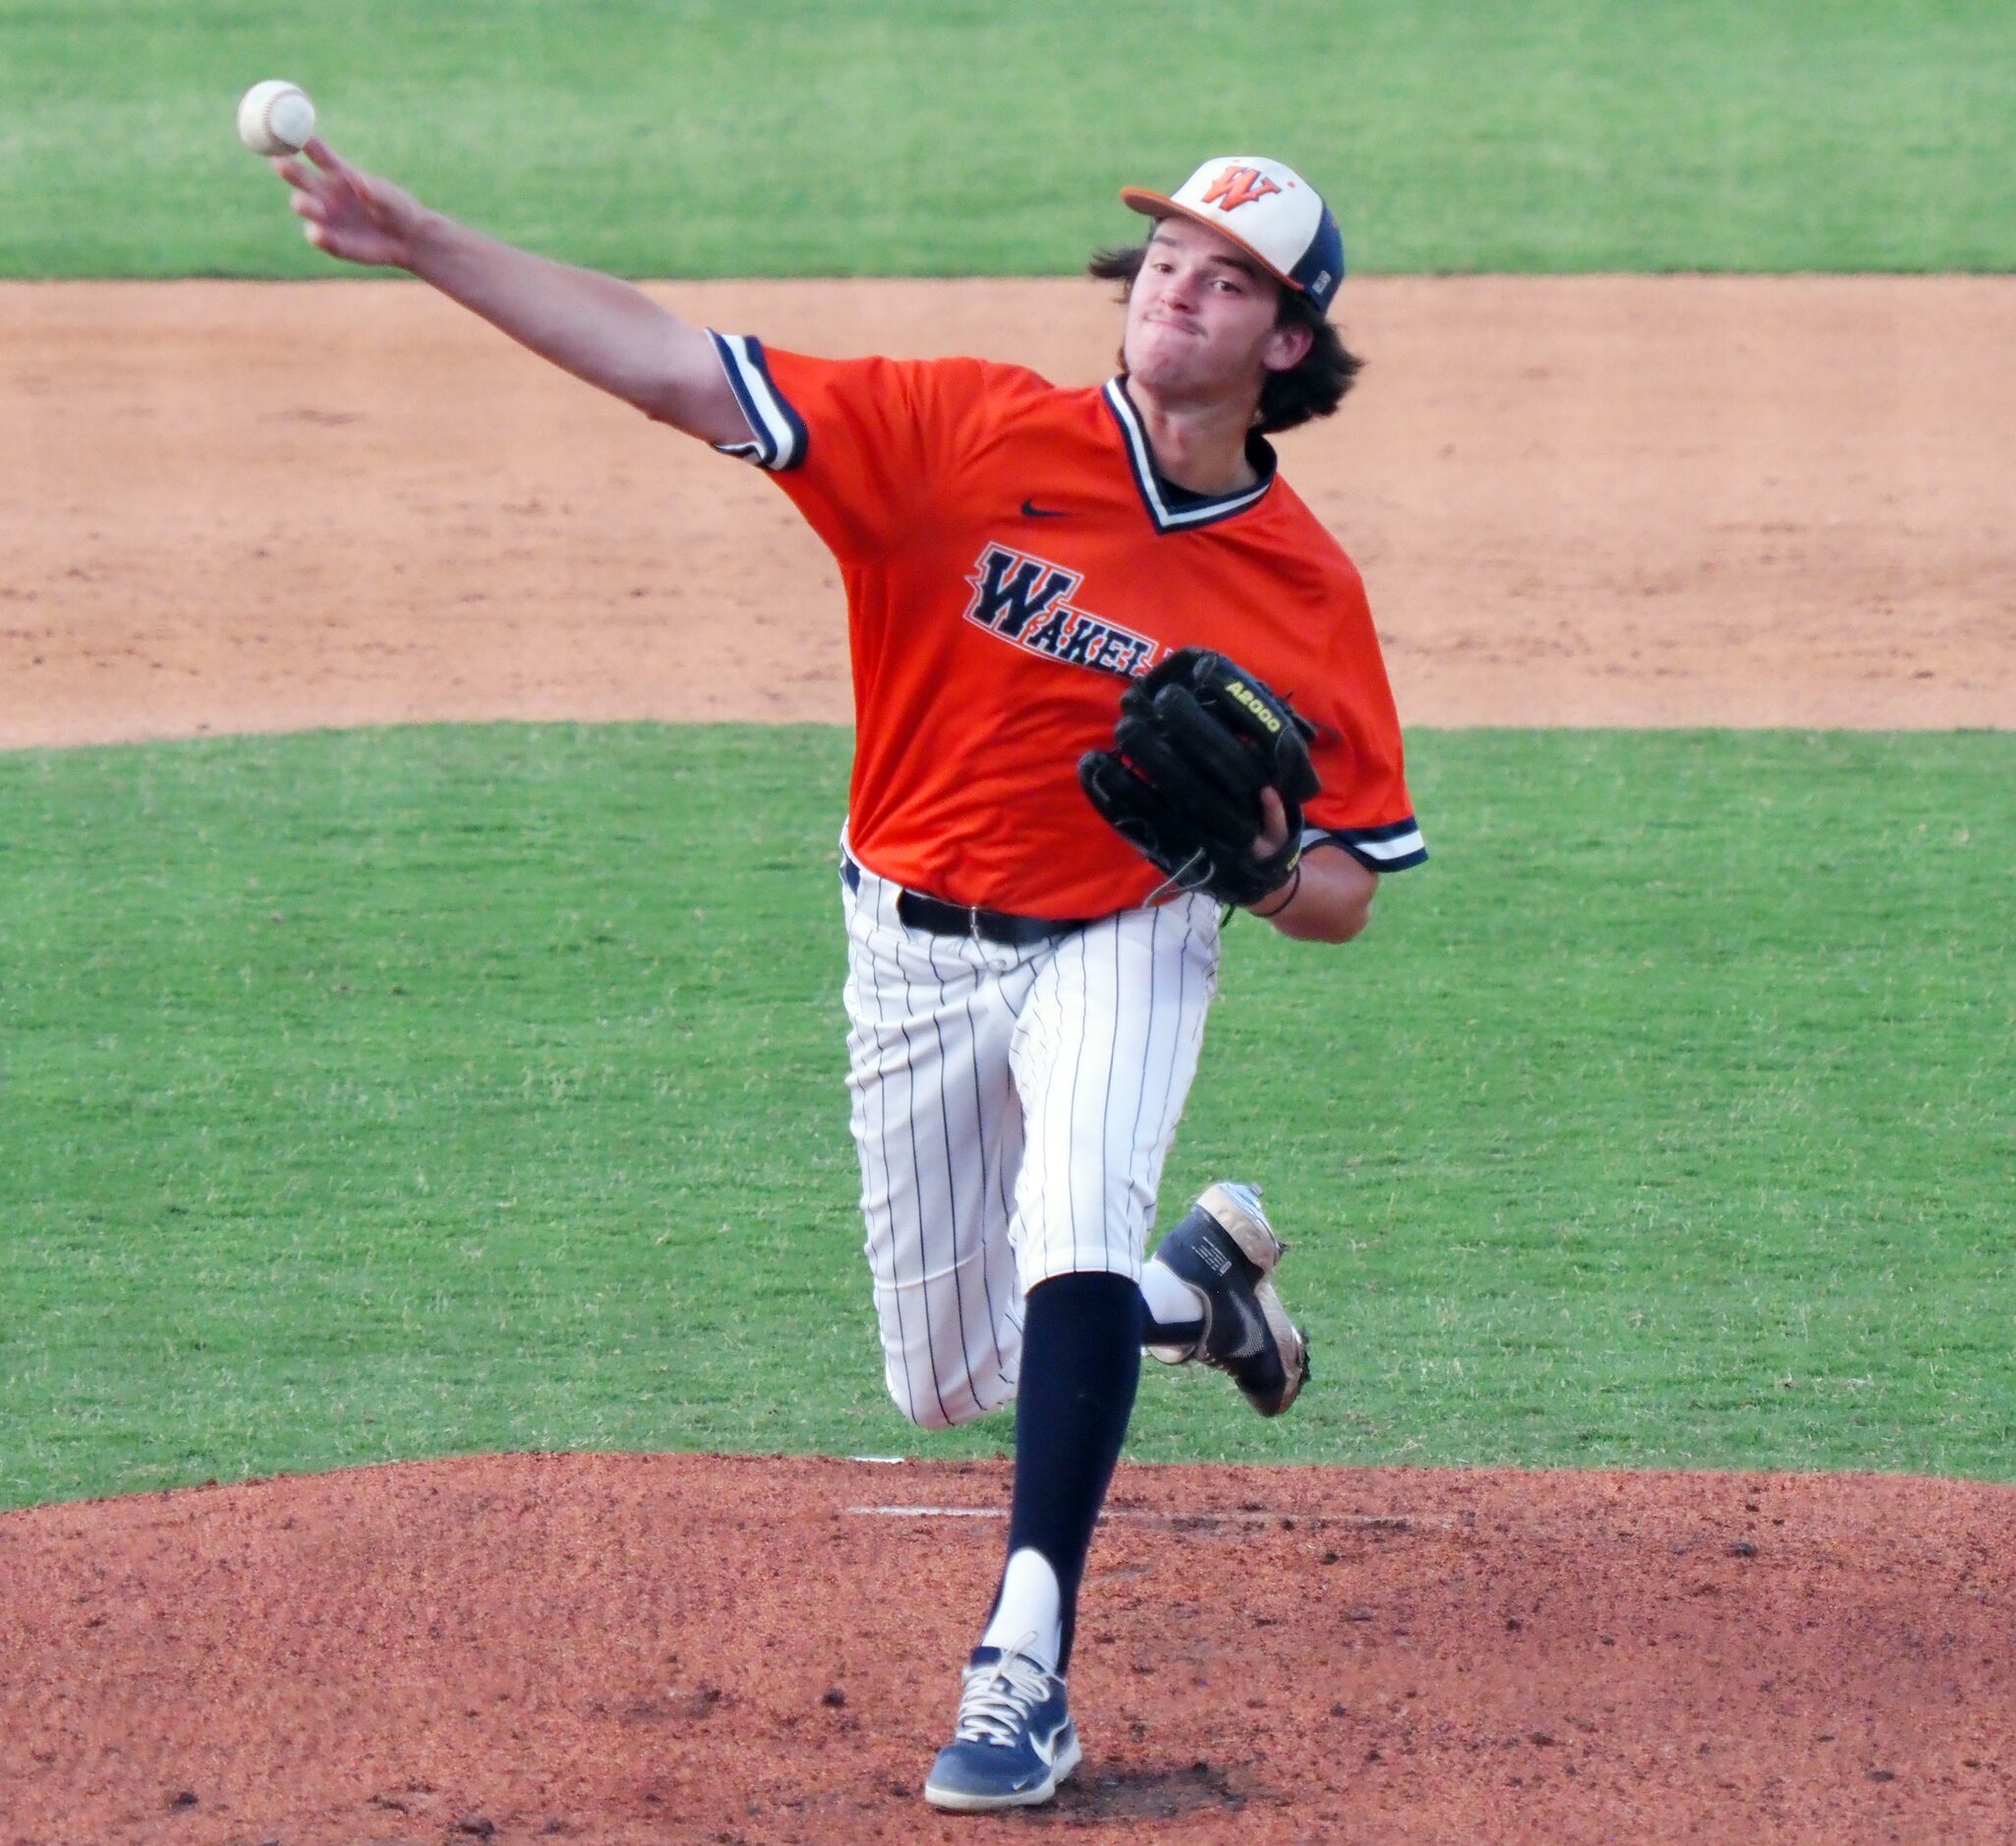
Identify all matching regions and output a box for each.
[237,81,316,156]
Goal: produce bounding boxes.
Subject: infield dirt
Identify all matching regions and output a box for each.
[3,277,2013,1843]
[4,1456,2013,1843]
[4,275,2013,747]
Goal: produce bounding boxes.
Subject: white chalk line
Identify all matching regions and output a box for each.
[843,1504,1455,1528]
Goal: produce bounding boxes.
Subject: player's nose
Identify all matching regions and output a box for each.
[1149,266,1200,314]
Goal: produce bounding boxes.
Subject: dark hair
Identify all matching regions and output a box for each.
[1086,241,1362,434]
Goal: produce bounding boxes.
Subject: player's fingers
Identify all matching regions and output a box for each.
[288,190,327,223]
[1253,787,1290,855]
[268,154,327,199]
[297,140,353,201]
[305,138,377,207]
[270,156,348,219]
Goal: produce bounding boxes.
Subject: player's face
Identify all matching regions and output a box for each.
[1123,218,1310,409]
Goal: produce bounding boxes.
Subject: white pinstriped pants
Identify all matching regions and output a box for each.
[840,849,1221,1430]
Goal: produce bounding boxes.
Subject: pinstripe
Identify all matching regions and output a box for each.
[1151,903,1194,1160]
[844,857,1040,1424]
[1101,918,1124,1268]
[1002,954,1032,1023]
[1016,946,1065,1269]
[1124,909,1160,1181]
[1137,900,1212,1227]
[850,889,919,1426]
[1079,920,1109,1271]
[958,972,1013,1385]
[1021,956,1052,1275]
[995,948,1031,1377]
[1014,943,1060,1281]
[987,974,1017,1239]
[876,926,935,1425]
[998,950,1033,1376]
[1061,926,1088,1264]
[892,934,956,1428]
[924,930,998,1390]
[1084,924,1102,1265]
[844,868,1223,1413]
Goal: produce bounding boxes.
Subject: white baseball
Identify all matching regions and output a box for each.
[237,81,317,156]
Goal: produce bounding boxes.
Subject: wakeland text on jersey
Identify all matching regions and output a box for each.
[961,545,1166,679]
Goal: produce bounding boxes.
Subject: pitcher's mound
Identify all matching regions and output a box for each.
[2,1454,2011,1842]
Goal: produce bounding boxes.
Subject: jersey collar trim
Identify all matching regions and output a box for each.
[1101,377,1277,535]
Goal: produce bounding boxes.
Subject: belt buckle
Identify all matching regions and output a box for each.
[968,903,984,942]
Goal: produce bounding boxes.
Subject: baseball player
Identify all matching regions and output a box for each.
[269,144,1424,1813]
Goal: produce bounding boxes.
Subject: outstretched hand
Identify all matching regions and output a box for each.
[270,140,427,269]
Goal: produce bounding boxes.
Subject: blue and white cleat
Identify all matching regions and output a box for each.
[922,1641,1082,1813]
[1149,1181,1310,1416]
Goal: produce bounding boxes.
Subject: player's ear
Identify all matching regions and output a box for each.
[1262,318,1315,375]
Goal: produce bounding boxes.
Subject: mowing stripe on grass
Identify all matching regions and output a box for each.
[4,1,2013,278]
[1,724,2010,1510]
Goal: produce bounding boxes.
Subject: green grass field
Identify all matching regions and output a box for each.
[4,726,2009,1513]
[4,0,2009,1521]
[3,0,2012,277]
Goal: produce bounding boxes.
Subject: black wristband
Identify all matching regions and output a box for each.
[1250,862,1302,919]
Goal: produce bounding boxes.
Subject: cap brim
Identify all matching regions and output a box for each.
[1117,187,1305,292]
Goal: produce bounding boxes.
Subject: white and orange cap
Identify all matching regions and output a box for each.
[1121,155,1346,315]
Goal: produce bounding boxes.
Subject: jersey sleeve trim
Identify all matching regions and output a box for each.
[1303,818,1428,874]
[708,332,808,472]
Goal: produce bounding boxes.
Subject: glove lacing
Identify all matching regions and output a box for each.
[951,1640,1056,1748]
[1144,832,1303,917]
[1142,846,1213,908]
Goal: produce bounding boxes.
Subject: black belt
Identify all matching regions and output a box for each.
[841,853,1088,947]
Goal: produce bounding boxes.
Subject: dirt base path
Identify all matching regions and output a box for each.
[4,275,2012,749]
[3,1454,2012,1844]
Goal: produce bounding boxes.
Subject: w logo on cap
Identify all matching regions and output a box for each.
[1201,166,1283,212]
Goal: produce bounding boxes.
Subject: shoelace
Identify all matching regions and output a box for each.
[951,1645,1055,1749]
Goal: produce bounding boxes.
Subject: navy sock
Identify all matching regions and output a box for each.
[994,1270,1143,1674]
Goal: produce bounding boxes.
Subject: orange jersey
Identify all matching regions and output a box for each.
[710,335,1425,916]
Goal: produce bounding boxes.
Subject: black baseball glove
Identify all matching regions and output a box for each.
[1078,648,1321,907]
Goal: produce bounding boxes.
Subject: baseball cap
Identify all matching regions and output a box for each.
[1120,156,1345,315]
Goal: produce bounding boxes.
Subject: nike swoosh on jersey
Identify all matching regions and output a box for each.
[1020,498,1070,518]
